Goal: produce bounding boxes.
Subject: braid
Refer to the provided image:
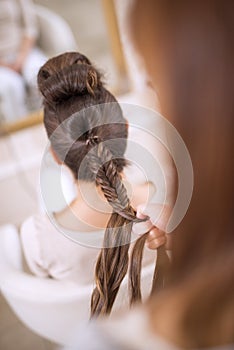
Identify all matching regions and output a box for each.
[91,214,133,316]
[89,140,169,317]
[89,142,142,222]
[90,141,135,316]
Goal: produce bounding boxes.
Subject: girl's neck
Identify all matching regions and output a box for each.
[55,175,154,232]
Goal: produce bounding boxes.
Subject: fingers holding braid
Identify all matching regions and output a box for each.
[146,228,167,250]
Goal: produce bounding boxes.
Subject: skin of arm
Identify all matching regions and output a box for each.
[0,36,35,73]
[11,35,36,72]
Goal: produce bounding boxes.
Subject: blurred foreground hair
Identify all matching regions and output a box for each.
[131,0,234,348]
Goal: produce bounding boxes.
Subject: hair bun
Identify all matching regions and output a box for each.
[38,58,101,105]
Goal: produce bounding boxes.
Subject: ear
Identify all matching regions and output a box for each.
[50,147,63,165]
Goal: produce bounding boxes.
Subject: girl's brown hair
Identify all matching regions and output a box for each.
[130,0,234,348]
[37,52,169,317]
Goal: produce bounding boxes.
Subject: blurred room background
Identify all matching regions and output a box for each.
[0,1,132,349]
[0,0,129,228]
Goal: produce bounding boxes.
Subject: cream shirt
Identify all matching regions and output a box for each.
[20,213,99,284]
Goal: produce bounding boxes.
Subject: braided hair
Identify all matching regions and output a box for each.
[37,52,169,317]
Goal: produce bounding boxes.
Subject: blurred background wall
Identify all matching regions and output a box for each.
[0,0,129,228]
[34,0,121,89]
[0,2,130,349]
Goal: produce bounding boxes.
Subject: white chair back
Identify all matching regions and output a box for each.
[0,224,155,346]
[36,5,77,56]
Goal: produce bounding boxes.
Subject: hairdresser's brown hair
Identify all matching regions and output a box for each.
[38,52,169,317]
[131,0,234,348]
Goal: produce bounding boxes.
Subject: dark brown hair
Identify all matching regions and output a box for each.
[37,52,169,317]
[130,0,234,348]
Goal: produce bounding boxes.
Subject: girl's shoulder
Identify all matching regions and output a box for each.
[20,212,98,282]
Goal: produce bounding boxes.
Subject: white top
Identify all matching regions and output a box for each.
[20,213,98,284]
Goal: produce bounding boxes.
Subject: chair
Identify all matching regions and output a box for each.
[0,224,155,346]
[27,4,78,112]
[0,224,93,346]
[35,5,77,56]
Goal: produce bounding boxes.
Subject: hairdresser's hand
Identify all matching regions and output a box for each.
[133,204,172,250]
